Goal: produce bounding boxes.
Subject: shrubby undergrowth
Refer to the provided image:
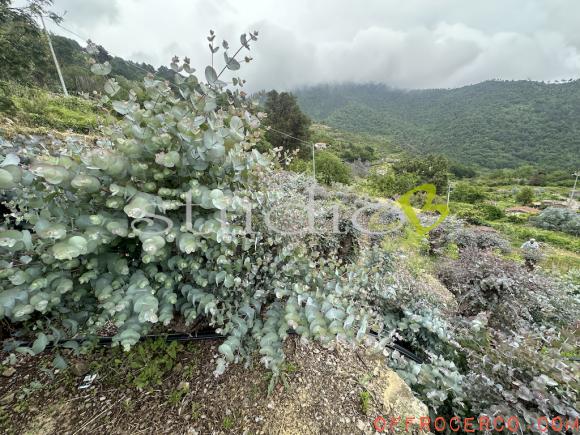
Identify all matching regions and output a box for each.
[0,33,452,391]
[0,31,578,433]
[531,207,580,236]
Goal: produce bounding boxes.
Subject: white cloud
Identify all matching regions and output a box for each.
[47,0,580,90]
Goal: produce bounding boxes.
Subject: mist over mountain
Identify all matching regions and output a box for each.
[295,80,580,170]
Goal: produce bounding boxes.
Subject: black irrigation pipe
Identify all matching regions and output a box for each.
[10,329,425,364]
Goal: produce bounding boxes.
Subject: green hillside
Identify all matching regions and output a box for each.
[295,81,580,170]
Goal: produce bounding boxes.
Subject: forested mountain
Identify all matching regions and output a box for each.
[295,81,580,170]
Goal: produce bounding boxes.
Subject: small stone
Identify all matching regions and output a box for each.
[356,420,366,431]
[71,361,89,377]
[99,396,106,401]
[0,393,15,404]
[2,367,16,377]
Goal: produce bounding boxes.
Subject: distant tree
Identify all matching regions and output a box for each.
[314,151,351,185]
[451,182,487,204]
[0,0,55,86]
[366,171,420,198]
[515,187,534,205]
[392,154,449,194]
[289,152,352,185]
[527,171,546,186]
[450,162,477,178]
[264,90,311,156]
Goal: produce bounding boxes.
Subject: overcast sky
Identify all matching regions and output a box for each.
[44,0,580,91]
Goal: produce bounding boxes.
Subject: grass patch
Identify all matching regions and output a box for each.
[1,81,108,133]
[359,390,371,415]
[489,221,580,253]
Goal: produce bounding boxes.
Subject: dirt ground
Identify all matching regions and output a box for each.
[0,336,429,435]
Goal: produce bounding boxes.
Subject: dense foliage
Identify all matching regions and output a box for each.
[363,154,449,198]
[516,186,535,205]
[0,33,459,398]
[289,151,352,185]
[531,207,580,236]
[263,90,311,156]
[450,182,486,204]
[295,82,580,170]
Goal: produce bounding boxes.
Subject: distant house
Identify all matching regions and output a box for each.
[539,200,568,209]
[506,206,540,215]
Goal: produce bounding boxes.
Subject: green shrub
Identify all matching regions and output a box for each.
[506,213,528,224]
[288,158,311,175]
[476,203,504,220]
[531,207,580,236]
[314,151,351,185]
[365,171,420,198]
[450,202,486,225]
[515,186,534,205]
[450,182,486,204]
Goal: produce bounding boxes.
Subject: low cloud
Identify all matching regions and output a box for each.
[49,0,580,90]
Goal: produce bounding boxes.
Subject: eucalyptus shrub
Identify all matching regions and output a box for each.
[0,32,449,386]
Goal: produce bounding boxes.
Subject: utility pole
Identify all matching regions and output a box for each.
[569,171,579,208]
[312,143,316,181]
[39,14,68,96]
[446,175,453,207]
[311,142,327,182]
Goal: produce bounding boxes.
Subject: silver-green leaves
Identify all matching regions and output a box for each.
[51,236,89,260]
[90,61,112,75]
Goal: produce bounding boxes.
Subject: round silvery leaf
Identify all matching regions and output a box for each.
[0,230,22,248]
[124,194,155,219]
[203,130,224,150]
[204,98,217,112]
[142,235,166,254]
[0,168,15,189]
[209,189,228,210]
[36,222,67,240]
[52,236,88,260]
[31,333,49,354]
[106,219,129,237]
[155,150,180,168]
[30,163,68,185]
[178,233,197,253]
[206,143,225,161]
[13,304,34,319]
[104,78,121,96]
[90,61,112,75]
[205,65,218,83]
[1,153,19,167]
[225,56,240,71]
[229,116,245,140]
[112,100,131,115]
[1,165,22,184]
[71,174,101,193]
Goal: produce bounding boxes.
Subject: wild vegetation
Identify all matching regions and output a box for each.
[0,1,578,433]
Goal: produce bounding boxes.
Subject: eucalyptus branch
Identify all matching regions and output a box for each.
[216,43,246,80]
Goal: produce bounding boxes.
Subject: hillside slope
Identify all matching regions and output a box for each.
[295,81,580,170]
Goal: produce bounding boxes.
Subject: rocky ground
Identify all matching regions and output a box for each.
[0,336,430,434]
